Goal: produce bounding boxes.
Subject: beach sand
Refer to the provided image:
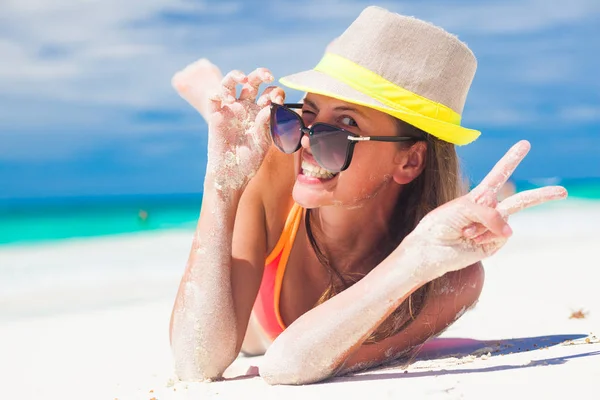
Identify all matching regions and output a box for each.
[1,201,599,399]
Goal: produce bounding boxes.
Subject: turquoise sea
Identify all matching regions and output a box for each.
[1,177,599,246]
[0,193,203,246]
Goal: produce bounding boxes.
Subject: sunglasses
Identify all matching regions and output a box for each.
[270,103,422,173]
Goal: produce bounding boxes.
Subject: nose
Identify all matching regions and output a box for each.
[300,126,312,149]
[300,134,310,149]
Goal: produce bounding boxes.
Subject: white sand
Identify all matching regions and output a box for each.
[1,200,599,399]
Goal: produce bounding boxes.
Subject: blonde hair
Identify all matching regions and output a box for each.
[306,118,464,343]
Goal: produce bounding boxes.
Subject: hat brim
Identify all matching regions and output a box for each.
[280,70,480,146]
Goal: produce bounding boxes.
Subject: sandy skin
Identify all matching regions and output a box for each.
[169,59,568,385]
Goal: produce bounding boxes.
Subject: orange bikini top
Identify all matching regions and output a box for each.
[252,203,304,340]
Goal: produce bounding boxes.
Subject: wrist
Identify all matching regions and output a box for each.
[386,237,432,288]
[205,154,256,194]
[196,178,241,243]
[204,169,247,199]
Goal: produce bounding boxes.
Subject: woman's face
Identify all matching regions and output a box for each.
[292,93,408,209]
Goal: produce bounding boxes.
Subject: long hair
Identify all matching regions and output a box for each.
[306,118,464,343]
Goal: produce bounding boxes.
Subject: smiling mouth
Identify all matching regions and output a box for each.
[300,160,338,180]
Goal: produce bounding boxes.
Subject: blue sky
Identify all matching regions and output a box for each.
[1,0,599,199]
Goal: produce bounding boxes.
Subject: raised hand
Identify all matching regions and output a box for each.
[172,62,285,193]
[404,140,568,282]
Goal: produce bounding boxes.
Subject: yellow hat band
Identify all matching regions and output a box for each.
[313,53,462,125]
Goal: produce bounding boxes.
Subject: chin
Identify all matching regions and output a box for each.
[292,182,330,209]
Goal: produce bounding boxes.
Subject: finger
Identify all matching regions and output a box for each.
[463,223,488,239]
[254,106,273,147]
[257,86,285,108]
[498,186,568,217]
[239,68,274,101]
[207,88,228,114]
[207,93,222,115]
[470,140,531,201]
[472,230,508,245]
[466,201,513,238]
[220,70,247,103]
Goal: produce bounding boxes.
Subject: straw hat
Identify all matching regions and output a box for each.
[280,6,480,145]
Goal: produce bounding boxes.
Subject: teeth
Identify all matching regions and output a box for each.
[301,161,335,179]
[305,171,332,179]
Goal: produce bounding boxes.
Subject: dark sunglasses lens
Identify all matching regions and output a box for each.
[309,125,351,173]
[271,106,302,153]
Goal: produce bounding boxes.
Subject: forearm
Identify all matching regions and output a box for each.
[170,174,243,381]
[261,246,424,385]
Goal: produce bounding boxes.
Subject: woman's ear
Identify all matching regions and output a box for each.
[392,141,427,185]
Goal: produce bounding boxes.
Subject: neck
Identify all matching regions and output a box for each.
[308,189,403,276]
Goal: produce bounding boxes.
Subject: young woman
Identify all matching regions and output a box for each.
[169,6,567,385]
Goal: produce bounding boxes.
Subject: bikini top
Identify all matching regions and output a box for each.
[251,203,304,340]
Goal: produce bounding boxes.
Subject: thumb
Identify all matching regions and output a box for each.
[464,201,513,238]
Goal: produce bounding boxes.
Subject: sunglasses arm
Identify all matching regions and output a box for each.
[348,136,418,142]
[283,103,304,109]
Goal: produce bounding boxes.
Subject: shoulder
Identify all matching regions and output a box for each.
[401,262,485,343]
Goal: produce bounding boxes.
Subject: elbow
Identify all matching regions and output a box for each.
[171,339,239,382]
[170,316,239,382]
[260,346,335,385]
[260,360,304,385]
[169,298,240,381]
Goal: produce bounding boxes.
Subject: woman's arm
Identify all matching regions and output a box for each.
[169,63,285,381]
[169,178,254,380]
[260,242,432,384]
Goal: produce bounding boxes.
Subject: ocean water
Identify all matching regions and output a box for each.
[0,177,599,246]
[0,193,203,246]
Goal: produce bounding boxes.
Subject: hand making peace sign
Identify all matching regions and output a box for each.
[404,140,568,282]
